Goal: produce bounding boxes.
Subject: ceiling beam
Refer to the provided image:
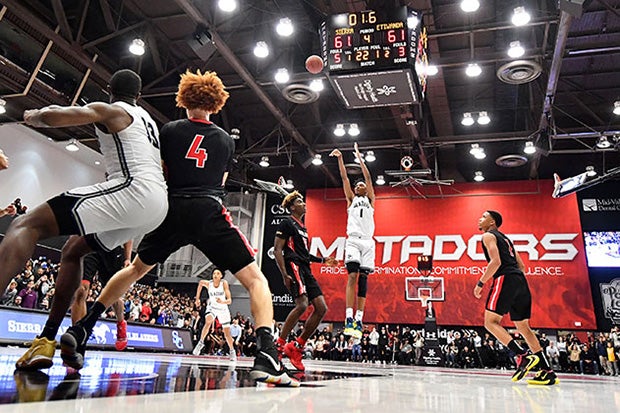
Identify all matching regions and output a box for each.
[173,0,338,185]
[530,10,573,179]
[98,0,116,31]
[1,0,169,124]
[51,0,73,42]
[81,21,147,49]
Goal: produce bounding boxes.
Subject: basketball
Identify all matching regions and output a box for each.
[305,55,324,74]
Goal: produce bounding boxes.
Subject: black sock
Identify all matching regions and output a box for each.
[80,301,107,332]
[40,320,60,341]
[508,339,527,355]
[255,326,274,352]
[535,350,551,370]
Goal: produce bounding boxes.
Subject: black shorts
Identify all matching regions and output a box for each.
[485,272,532,321]
[138,196,255,274]
[82,247,124,285]
[286,261,323,301]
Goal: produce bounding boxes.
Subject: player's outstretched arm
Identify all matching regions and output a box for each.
[329,148,354,203]
[23,102,124,129]
[354,142,375,204]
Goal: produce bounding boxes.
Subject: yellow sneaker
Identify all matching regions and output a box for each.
[15,337,57,370]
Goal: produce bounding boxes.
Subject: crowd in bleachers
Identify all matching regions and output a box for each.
[3,258,620,375]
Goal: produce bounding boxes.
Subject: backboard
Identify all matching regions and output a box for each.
[253,179,290,197]
[405,276,445,303]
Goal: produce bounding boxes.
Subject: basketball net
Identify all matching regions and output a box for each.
[420,291,430,308]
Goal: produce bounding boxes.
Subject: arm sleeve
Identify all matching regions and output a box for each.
[275,218,292,240]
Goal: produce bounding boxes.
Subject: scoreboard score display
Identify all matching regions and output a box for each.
[319,7,429,109]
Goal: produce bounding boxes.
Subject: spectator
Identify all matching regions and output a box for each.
[1,280,19,305]
[546,341,560,370]
[17,280,38,309]
[12,295,23,307]
[606,341,618,376]
[557,335,568,372]
[568,340,583,373]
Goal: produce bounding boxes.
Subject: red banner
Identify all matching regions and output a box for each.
[305,180,596,329]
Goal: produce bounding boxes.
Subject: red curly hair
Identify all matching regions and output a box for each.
[175,69,229,113]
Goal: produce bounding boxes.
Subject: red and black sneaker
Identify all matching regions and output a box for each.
[283,341,305,371]
[275,340,285,361]
[115,320,128,351]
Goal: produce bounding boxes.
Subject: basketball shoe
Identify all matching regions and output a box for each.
[15,337,56,370]
[527,370,559,385]
[344,317,356,337]
[115,320,128,351]
[192,341,205,356]
[512,354,539,382]
[275,339,285,360]
[250,345,300,387]
[60,324,89,370]
[283,340,305,371]
[353,320,363,339]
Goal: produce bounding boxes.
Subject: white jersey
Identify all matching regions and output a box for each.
[347,195,375,239]
[95,101,165,184]
[208,280,228,311]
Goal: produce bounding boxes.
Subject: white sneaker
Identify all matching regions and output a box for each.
[230,352,237,362]
[192,341,204,356]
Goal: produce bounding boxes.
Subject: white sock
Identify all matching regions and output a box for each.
[355,310,364,322]
[346,308,353,319]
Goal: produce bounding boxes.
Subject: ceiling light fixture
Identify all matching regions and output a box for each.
[95,160,101,165]
[465,63,482,77]
[65,139,80,152]
[274,68,290,84]
[283,179,294,189]
[474,171,485,182]
[614,101,620,115]
[365,151,376,162]
[477,111,491,125]
[347,123,360,136]
[507,41,525,58]
[523,141,536,154]
[0,99,6,115]
[230,128,240,140]
[512,7,531,27]
[259,156,270,167]
[469,143,486,159]
[276,17,294,37]
[376,175,386,185]
[333,124,346,137]
[312,154,323,166]
[129,38,145,56]
[461,112,475,126]
[460,0,480,13]
[426,64,439,76]
[253,41,269,58]
[407,16,420,28]
[585,166,597,177]
[218,0,237,12]
[309,79,324,92]
[596,136,611,149]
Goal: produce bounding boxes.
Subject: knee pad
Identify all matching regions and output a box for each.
[357,272,368,297]
[346,261,360,274]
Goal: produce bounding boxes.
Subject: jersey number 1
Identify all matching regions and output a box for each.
[185,134,208,168]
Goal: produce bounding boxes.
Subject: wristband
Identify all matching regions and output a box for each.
[321,257,326,264]
[476,280,485,288]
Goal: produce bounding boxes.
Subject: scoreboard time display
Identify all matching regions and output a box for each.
[320,7,423,73]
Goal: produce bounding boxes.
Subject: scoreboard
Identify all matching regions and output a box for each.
[319,7,428,109]
[320,7,424,73]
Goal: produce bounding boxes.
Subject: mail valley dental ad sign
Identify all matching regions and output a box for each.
[304,181,596,329]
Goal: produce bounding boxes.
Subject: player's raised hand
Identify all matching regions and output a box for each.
[329,149,342,157]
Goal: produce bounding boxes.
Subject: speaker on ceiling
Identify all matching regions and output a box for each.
[186,25,217,61]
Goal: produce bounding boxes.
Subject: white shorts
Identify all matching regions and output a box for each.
[49,177,168,251]
[345,237,376,272]
[206,306,231,326]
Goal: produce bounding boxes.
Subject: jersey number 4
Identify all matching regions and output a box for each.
[185,134,208,168]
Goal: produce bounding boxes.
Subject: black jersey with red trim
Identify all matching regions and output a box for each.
[275,216,321,265]
[160,118,234,196]
[481,229,522,277]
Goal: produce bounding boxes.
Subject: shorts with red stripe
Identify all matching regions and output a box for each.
[285,261,323,301]
[138,196,255,274]
[485,272,532,321]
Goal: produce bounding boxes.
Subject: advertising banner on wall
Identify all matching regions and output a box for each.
[304,180,596,329]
